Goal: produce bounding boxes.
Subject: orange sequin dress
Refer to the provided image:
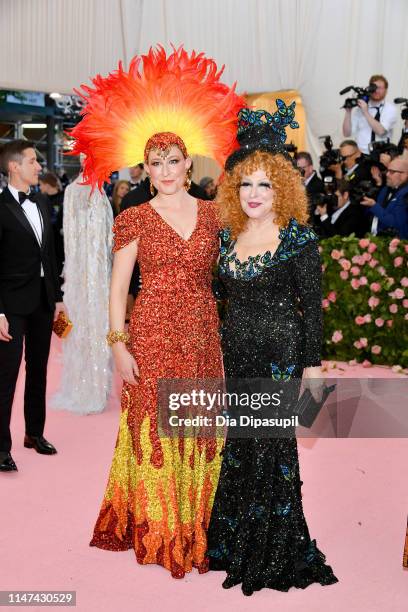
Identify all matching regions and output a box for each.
[90,199,224,578]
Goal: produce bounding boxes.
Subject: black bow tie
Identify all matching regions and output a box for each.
[18,191,31,204]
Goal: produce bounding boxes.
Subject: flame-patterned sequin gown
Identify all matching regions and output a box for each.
[90,199,223,578]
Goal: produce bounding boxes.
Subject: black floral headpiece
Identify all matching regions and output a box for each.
[225,100,299,172]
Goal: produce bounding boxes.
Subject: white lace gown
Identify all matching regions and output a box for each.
[50,174,114,414]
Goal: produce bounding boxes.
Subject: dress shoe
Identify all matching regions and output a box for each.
[0,451,18,471]
[24,435,57,455]
[222,575,241,589]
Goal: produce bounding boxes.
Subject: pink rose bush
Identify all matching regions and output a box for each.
[321,234,407,367]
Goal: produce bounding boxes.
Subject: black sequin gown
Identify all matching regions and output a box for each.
[207,218,338,595]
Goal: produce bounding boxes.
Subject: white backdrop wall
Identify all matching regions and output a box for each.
[1,0,408,158]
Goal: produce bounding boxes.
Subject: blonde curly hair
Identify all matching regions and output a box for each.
[217,150,309,239]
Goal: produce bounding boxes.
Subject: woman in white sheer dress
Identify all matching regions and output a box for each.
[50,160,114,414]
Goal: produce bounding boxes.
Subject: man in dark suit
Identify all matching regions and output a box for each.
[316,179,364,237]
[0,140,66,472]
[361,156,408,239]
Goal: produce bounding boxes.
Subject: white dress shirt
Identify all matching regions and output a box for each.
[351,100,397,154]
[320,200,351,224]
[8,184,44,276]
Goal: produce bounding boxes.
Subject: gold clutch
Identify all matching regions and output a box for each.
[53,311,73,338]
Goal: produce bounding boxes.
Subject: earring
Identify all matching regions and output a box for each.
[148,176,155,196]
[184,169,192,191]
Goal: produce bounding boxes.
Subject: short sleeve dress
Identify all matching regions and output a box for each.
[90,199,224,578]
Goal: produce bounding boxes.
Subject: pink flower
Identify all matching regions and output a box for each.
[328,291,337,303]
[377,266,386,276]
[362,360,372,368]
[368,243,377,253]
[359,238,370,248]
[353,340,362,349]
[362,252,372,262]
[359,337,368,348]
[322,299,330,309]
[392,364,403,373]
[387,277,395,286]
[355,315,365,325]
[368,296,380,309]
[390,238,400,248]
[370,282,381,293]
[387,319,394,328]
[339,258,351,271]
[318,246,323,254]
[359,276,368,286]
[394,288,405,299]
[389,303,398,314]
[340,270,349,280]
[405,245,408,254]
[368,258,379,268]
[403,299,408,308]
[352,255,360,264]
[332,330,343,343]
[331,249,343,260]
[375,318,384,327]
[405,313,408,321]
[371,345,382,355]
[401,277,408,287]
[351,266,360,276]
[364,314,371,323]
[351,278,360,290]
[389,245,398,254]
[394,257,403,267]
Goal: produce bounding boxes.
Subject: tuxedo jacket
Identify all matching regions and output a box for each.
[0,187,63,315]
[305,173,324,197]
[319,204,363,238]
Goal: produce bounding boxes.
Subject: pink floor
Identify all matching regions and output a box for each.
[1,337,407,612]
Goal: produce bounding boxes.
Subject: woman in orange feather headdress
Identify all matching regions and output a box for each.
[70,45,245,578]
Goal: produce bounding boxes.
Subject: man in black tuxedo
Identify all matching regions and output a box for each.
[0,140,66,472]
[316,179,363,237]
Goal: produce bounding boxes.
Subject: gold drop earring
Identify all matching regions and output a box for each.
[184,168,192,191]
[148,176,155,196]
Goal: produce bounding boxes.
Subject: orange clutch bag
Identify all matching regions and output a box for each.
[53,311,73,338]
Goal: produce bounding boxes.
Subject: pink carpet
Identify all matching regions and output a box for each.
[1,337,407,612]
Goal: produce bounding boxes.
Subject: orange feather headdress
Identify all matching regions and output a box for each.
[69,45,246,189]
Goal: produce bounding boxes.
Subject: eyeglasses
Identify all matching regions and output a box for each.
[386,169,407,175]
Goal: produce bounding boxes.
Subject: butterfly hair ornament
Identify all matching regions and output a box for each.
[69,45,246,190]
[225,99,299,172]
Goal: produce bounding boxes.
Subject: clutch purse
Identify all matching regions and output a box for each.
[52,311,73,338]
[295,384,336,428]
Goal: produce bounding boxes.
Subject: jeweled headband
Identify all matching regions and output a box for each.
[144,132,188,163]
[225,101,299,172]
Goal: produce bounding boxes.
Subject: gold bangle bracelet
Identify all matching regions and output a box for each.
[106,330,130,346]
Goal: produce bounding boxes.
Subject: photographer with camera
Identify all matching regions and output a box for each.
[315,179,364,237]
[329,140,372,191]
[343,75,397,155]
[361,156,408,239]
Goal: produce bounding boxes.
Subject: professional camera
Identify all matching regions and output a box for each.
[394,97,408,120]
[314,176,337,214]
[352,180,380,204]
[339,84,377,109]
[319,136,341,174]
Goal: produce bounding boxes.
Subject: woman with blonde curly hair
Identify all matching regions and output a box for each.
[206,106,338,595]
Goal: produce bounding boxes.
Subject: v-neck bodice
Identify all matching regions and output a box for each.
[112,199,220,296]
[148,199,200,243]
